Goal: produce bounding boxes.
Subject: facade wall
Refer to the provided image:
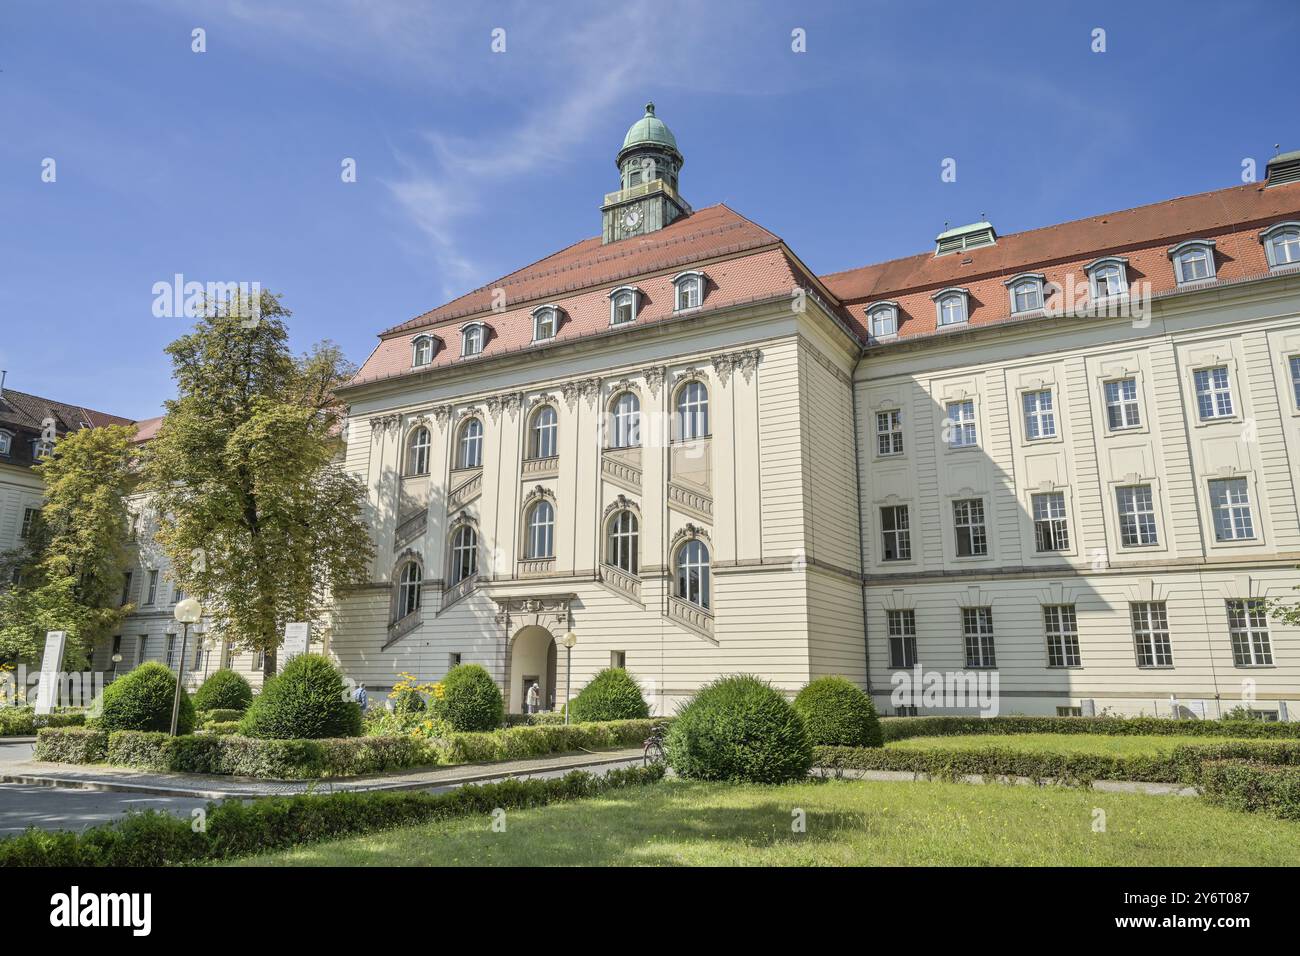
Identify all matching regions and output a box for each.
[0,464,44,561]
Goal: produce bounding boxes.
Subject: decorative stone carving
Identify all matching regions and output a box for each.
[431,405,453,428]
[578,377,601,406]
[602,493,641,522]
[523,484,556,506]
[493,594,574,629]
[561,380,581,410]
[671,522,712,548]
[368,414,401,434]
[642,366,667,397]
[710,348,762,385]
[485,394,504,421]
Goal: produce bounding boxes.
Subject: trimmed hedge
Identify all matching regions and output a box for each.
[568,669,650,723]
[239,654,362,740]
[794,677,882,748]
[503,711,568,727]
[435,719,658,764]
[96,663,195,735]
[192,670,253,713]
[1201,760,1300,820]
[813,740,1300,787]
[0,764,665,867]
[198,709,245,726]
[0,708,85,737]
[879,714,1300,742]
[34,727,108,764]
[441,664,504,732]
[204,721,241,736]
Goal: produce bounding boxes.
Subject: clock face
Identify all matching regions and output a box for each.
[622,206,643,231]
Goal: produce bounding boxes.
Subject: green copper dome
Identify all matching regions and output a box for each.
[621,102,679,154]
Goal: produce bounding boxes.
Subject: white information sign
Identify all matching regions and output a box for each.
[35,631,67,715]
[283,622,310,665]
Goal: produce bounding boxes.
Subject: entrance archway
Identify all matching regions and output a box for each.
[508,625,558,713]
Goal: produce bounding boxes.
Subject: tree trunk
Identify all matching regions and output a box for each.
[262,644,277,681]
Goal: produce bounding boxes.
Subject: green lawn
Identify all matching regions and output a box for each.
[228,777,1300,867]
[886,733,1218,755]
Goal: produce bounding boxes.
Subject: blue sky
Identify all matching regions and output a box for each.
[2,0,1295,419]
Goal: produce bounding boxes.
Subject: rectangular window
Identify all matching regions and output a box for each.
[1116,485,1158,546]
[611,650,626,669]
[120,572,133,606]
[135,635,146,667]
[1104,377,1141,430]
[1032,492,1070,551]
[1056,706,1083,717]
[875,409,903,456]
[1044,604,1081,667]
[1022,389,1056,440]
[145,570,158,606]
[254,650,266,672]
[952,498,987,557]
[962,607,996,668]
[1194,366,1234,420]
[19,507,38,539]
[880,505,911,561]
[165,635,177,669]
[173,585,184,604]
[946,400,977,447]
[1131,602,1173,667]
[887,609,917,668]
[1209,478,1255,541]
[449,652,462,669]
[1226,599,1273,666]
[1290,355,1300,410]
[193,640,204,670]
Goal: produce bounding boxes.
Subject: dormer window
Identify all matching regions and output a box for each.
[461,322,487,357]
[411,334,435,367]
[1169,240,1217,284]
[1004,274,1045,314]
[1086,257,1129,300]
[1260,222,1300,270]
[609,286,640,326]
[931,288,969,328]
[867,302,899,338]
[673,271,705,311]
[532,305,560,342]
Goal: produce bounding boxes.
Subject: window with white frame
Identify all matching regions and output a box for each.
[673,272,704,311]
[675,539,710,609]
[1209,478,1255,541]
[1104,377,1142,430]
[676,381,709,440]
[165,635,177,669]
[1290,355,1300,409]
[525,500,555,559]
[953,498,987,557]
[1131,601,1173,667]
[1032,492,1070,551]
[1226,599,1273,667]
[405,426,431,476]
[946,399,977,447]
[611,650,626,669]
[876,409,903,456]
[395,560,421,619]
[0,431,11,455]
[610,287,638,325]
[610,392,640,448]
[607,510,639,574]
[145,570,158,605]
[1261,222,1300,269]
[1007,275,1044,314]
[1116,485,1158,546]
[1087,258,1128,299]
[411,335,435,367]
[120,571,132,606]
[934,289,968,327]
[19,507,38,539]
[461,323,486,357]
[887,609,917,668]
[1169,240,1216,284]
[868,303,898,338]
[1194,366,1234,419]
[880,505,911,560]
[529,406,558,459]
[532,306,558,341]
[1044,604,1081,667]
[450,526,477,585]
[457,417,483,468]
[1022,389,1056,440]
[962,607,996,668]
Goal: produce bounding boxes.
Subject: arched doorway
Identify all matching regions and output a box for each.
[508,625,558,713]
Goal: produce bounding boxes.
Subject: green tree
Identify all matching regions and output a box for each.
[141,293,373,679]
[0,424,135,668]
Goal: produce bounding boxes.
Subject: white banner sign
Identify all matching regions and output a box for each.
[35,631,67,715]
[283,622,310,665]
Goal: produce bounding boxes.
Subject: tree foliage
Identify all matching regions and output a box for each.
[140,293,372,678]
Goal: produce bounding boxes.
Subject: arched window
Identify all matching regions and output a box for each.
[1169,240,1216,284]
[676,381,709,440]
[607,510,639,574]
[1261,222,1300,269]
[458,417,483,469]
[609,287,639,326]
[932,288,969,327]
[1087,258,1129,299]
[1005,274,1044,314]
[673,271,705,311]
[675,540,710,609]
[530,406,558,459]
[532,306,558,341]
[867,302,898,338]
[405,426,431,476]
[411,335,435,367]
[461,323,486,357]
[526,500,555,559]
[395,560,421,620]
[450,526,477,584]
[610,392,640,448]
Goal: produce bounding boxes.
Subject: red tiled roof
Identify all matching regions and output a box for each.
[0,386,137,469]
[131,415,164,443]
[821,179,1300,341]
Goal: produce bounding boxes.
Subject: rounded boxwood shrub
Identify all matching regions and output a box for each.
[441,663,503,732]
[193,668,254,713]
[568,668,650,723]
[665,674,812,783]
[96,662,195,735]
[238,654,362,740]
[793,676,882,748]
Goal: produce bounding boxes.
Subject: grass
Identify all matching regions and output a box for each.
[228,777,1300,867]
[887,733,1218,755]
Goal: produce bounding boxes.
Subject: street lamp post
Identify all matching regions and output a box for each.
[170,597,203,736]
[561,631,577,724]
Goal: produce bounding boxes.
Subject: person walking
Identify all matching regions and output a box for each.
[526,682,541,715]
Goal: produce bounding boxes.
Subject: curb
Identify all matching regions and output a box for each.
[0,737,38,745]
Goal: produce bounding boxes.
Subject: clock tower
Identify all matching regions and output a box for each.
[601,102,691,244]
